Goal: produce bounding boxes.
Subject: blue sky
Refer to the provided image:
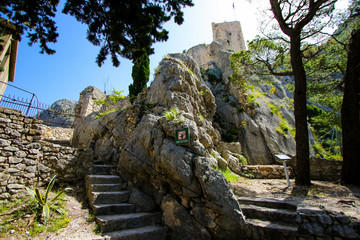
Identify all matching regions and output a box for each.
[4,0,348,106]
[4,0,260,105]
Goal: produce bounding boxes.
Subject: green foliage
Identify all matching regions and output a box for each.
[0,0,59,54]
[63,0,194,67]
[94,89,125,106]
[229,37,291,80]
[109,89,125,103]
[164,108,178,121]
[0,195,70,238]
[235,154,248,165]
[267,102,295,138]
[217,168,241,183]
[25,176,71,223]
[164,108,185,125]
[95,108,120,119]
[129,53,150,102]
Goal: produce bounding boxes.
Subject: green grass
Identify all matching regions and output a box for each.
[0,194,70,238]
[217,168,241,183]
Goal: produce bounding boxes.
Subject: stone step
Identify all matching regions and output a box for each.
[246,219,300,239]
[238,197,298,211]
[91,191,130,205]
[103,225,167,240]
[89,183,127,192]
[96,212,163,233]
[86,175,124,185]
[92,203,134,216]
[240,204,299,225]
[92,165,118,175]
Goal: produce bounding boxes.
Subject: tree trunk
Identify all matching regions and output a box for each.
[291,35,311,186]
[341,30,360,185]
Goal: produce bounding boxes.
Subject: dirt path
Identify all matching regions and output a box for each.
[231,179,360,220]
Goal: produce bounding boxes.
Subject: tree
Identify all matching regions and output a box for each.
[62,0,193,64]
[129,52,150,102]
[340,1,360,184]
[1,0,194,99]
[0,0,60,54]
[341,30,360,184]
[268,0,339,186]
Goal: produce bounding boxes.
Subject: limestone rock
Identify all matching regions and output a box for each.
[35,99,77,128]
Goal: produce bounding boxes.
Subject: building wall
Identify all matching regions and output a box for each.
[212,21,246,52]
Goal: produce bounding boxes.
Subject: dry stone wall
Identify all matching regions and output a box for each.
[0,107,92,201]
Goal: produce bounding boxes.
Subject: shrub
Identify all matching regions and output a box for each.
[25,176,71,223]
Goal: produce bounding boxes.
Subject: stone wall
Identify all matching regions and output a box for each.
[242,164,294,179]
[0,107,92,201]
[241,157,342,181]
[39,125,74,141]
[286,156,342,181]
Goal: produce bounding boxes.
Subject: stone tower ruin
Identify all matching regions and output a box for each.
[212,21,246,52]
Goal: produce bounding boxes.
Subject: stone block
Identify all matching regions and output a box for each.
[0,151,13,157]
[14,163,26,170]
[24,158,36,165]
[4,128,21,138]
[7,184,24,189]
[6,168,20,173]
[0,139,11,147]
[7,176,16,184]
[0,118,11,123]
[9,157,23,164]
[0,193,11,199]
[4,146,19,152]
[24,173,35,179]
[38,164,51,173]
[0,156,6,163]
[0,173,10,182]
[317,214,332,226]
[29,149,39,155]
[26,143,41,149]
[14,151,27,158]
[25,166,36,173]
[27,154,38,159]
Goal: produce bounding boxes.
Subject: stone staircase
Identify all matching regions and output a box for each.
[85,165,167,240]
[239,197,301,239]
[239,197,360,239]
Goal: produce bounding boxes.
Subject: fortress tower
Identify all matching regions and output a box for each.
[212,21,246,52]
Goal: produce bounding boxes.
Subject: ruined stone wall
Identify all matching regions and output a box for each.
[73,86,106,127]
[0,107,92,201]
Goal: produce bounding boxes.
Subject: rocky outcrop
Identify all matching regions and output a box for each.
[188,41,297,164]
[72,54,247,239]
[36,99,77,128]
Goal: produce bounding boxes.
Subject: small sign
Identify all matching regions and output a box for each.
[175,128,190,145]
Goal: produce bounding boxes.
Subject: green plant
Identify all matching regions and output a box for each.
[95,108,120,119]
[164,108,178,121]
[94,88,126,106]
[25,176,71,223]
[235,154,248,165]
[154,65,162,76]
[217,168,241,183]
[187,69,195,77]
[313,141,327,158]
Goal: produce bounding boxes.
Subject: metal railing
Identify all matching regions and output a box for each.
[0,81,76,127]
